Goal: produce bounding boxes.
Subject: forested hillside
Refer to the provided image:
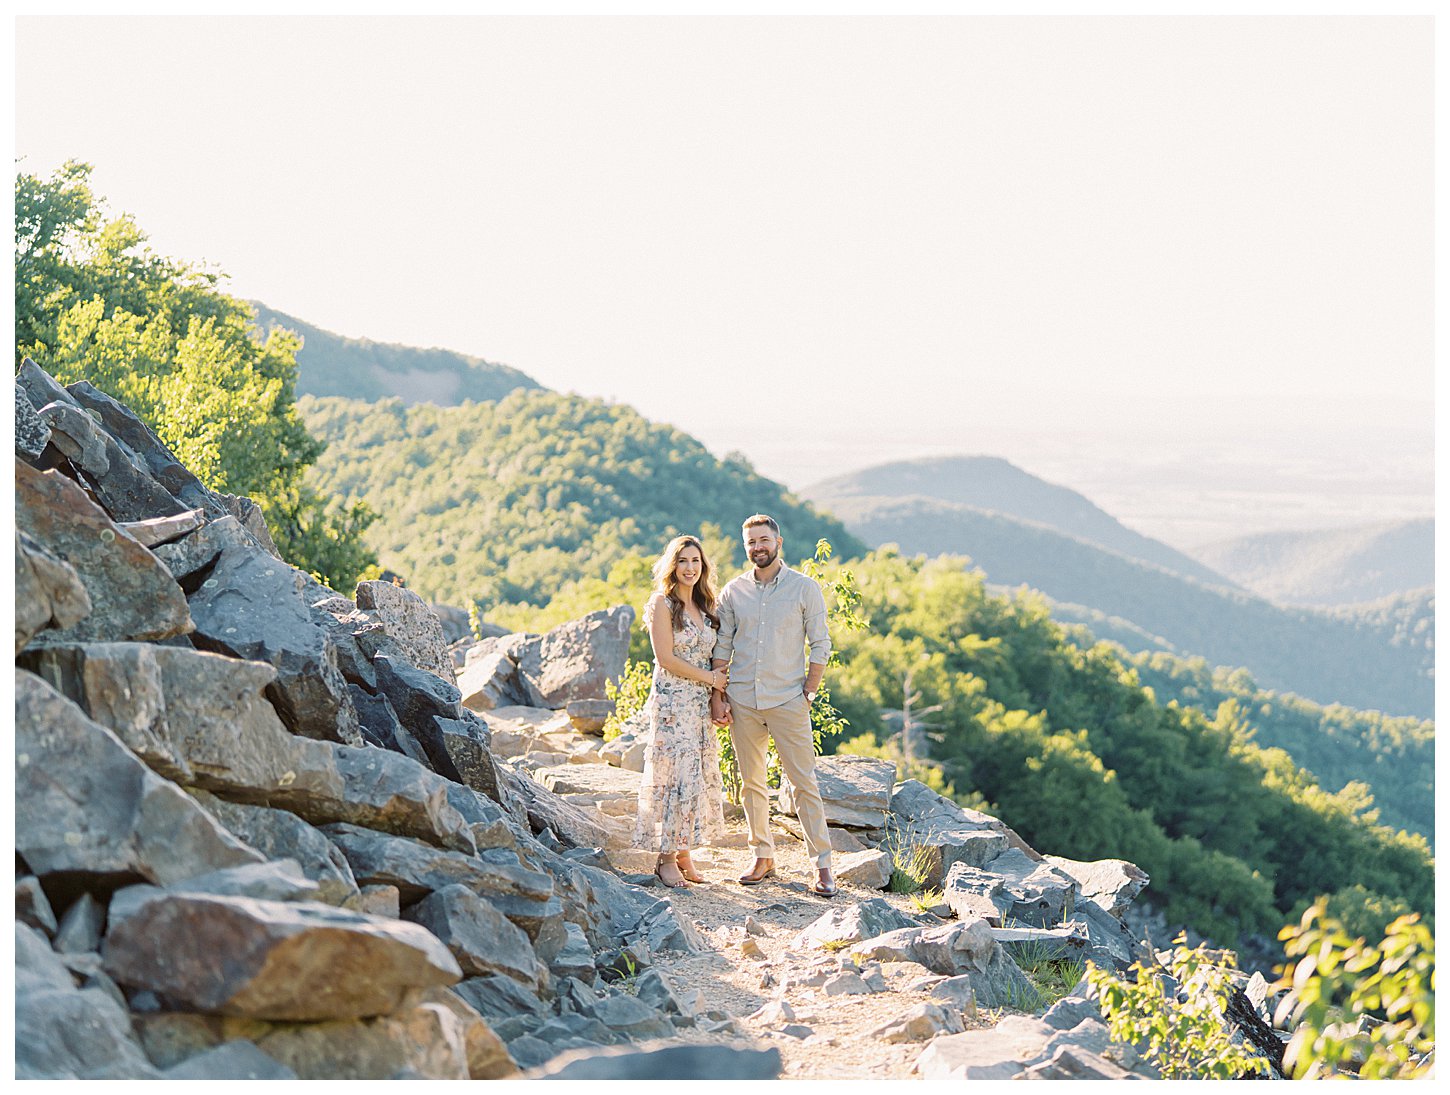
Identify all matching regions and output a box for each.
[820,551,1433,942]
[250,303,540,405]
[818,495,1433,718]
[300,393,864,615]
[14,162,376,589]
[1191,519,1433,606]
[1125,651,1434,844]
[806,456,1235,587]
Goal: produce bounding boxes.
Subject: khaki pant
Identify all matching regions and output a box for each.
[729,693,832,868]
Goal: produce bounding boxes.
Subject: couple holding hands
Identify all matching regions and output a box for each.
[632,514,837,898]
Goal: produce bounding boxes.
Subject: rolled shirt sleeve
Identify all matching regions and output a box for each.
[803,579,831,665]
[711,588,736,664]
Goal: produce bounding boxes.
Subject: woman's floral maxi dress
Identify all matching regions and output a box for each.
[633,611,727,853]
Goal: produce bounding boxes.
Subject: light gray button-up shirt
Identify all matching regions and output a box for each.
[712,563,831,711]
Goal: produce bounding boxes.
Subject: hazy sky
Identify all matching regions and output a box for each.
[13,16,1435,547]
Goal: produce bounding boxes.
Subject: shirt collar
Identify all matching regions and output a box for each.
[750,562,790,588]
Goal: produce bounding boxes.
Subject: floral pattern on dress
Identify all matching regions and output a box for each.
[633,610,727,853]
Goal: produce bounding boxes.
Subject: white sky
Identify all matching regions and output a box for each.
[12,15,1436,548]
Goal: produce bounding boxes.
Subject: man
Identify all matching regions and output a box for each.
[711,514,836,897]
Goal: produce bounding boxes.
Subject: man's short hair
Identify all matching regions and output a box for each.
[742,514,780,535]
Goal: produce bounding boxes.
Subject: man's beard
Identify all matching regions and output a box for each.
[750,546,779,569]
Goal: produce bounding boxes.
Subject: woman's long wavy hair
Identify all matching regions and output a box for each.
[650,534,721,632]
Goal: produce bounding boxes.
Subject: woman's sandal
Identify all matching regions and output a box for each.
[675,852,706,884]
[655,857,688,889]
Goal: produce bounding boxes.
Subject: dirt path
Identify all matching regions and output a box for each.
[612,822,1006,1080]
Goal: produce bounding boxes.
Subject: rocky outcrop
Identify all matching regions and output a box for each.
[12,359,703,1081]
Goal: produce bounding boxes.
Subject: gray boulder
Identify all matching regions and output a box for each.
[1019,1042,1147,1080]
[103,886,462,1020]
[187,792,358,905]
[1044,854,1150,918]
[515,606,633,708]
[404,884,547,988]
[162,1042,297,1080]
[16,463,192,644]
[15,923,160,1079]
[457,648,528,711]
[117,508,205,548]
[942,860,1014,924]
[530,1043,783,1080]
[17,875,58,937]
[187,542,361,745]
[15,670,265,888]
[254,1002,472,1080]
[430,602,474,643]
[916,1015,1058,1080]
[868,1001,965,1043]
[890,779,1012,887]
[15,530,91,653]
[54,892,106,953]
[348,683,411,754]
[151,514,259,581]
[781,753,895,829]
[169,860,321,903]
[15,384,50,460]
[151,513,271,583]
[36,398,188,522]
[420,985,519,1079]
[355,579,457,684]
[567,698,614,733]
[791,897,921,950]
[501,766,625,850]
[833,848,892,889]
[326,747,476,853]
[59,375,234,524]
[438,714,505,802]
[372,651,463,723]
[24,642,265,784]
[550,921,596,983]
[981,847,1078,927]
[132,1006,471,1080]
[855,919,999,975]
[453,974,549,1021]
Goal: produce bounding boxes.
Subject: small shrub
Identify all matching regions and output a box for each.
[910,888,945,914]
[1274,901,1434,1080]
[1087,936,1274,1079]
[886,839,934,895]
[602,659,652,741]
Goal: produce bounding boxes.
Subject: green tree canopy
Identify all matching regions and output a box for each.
[14,160,377,589]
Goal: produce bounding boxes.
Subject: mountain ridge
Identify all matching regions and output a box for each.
[1188,519,1433,607]
[806,455,1237,589]
[250,302,540,405]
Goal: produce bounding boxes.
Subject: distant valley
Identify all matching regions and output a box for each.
[1188,519,1433,607]
[804,458,1433,719]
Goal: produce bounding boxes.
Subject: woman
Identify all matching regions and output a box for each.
[633,534,729,887]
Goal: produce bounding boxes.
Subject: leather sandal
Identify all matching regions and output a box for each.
[675,852,706,884]
[737,859,776,886]
[812,870,838,898]
[655,857,688,889]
